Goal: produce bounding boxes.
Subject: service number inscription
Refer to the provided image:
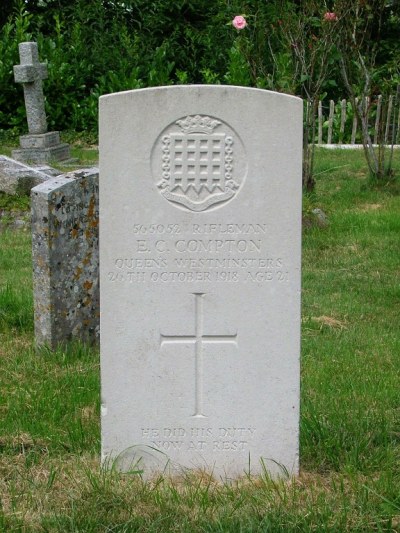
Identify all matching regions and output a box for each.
[107,222,290,284]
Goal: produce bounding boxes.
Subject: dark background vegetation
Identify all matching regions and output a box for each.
[0,0,399,135]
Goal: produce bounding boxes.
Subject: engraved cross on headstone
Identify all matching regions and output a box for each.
[13,42,48,134]
[160,293,238,418]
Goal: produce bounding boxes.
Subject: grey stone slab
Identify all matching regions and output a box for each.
[31,168,99,348]
[34,165,63,178]
[99,86,302,480]
[19,132,61,149]
[12,141,71,164]
[0,155,54,195]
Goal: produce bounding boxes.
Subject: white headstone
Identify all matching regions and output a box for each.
[100,86,302,479]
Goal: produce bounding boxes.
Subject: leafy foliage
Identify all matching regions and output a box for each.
[0,0,399,137]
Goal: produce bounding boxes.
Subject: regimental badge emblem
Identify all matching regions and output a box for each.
[152,115,247,212]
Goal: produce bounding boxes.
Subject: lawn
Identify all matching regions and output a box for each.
[0,148,399,531]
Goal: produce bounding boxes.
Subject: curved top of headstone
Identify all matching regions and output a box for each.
[100,84,301,103]
[100,85,302,213]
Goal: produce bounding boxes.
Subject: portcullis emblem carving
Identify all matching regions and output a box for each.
[152,115,247,212]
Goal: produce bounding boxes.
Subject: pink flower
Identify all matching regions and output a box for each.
[232,15,247,30]
[323,12,337,21]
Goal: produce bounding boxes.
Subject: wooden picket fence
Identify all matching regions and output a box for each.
[314,95,400,146]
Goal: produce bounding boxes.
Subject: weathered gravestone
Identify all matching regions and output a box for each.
[12,42,70,163]
[100,86,302,479]
[31,168,99,348]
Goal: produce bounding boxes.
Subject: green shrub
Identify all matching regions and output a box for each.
[0,0,399,136]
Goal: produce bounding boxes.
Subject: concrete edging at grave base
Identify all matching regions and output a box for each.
[0,155,61,195]
[12,131,71,164]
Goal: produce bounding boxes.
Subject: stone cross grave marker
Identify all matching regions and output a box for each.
[13,42,70,163]
[100,86,302,479]
[13,41,48,134]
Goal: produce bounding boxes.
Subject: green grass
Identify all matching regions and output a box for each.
[0,192,31,212]
[0,230,33,332]
[0,149,399,531]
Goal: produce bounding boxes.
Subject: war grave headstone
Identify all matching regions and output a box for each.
[12,42,70,163]
[100,85,302,479]
[31,168,99,348]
